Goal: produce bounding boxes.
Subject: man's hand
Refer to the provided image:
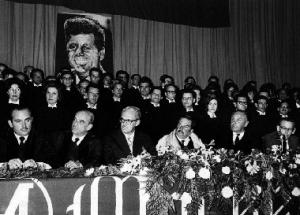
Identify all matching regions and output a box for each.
[65,160,83,170]
[8,158,23,170]
[23,159,37,169]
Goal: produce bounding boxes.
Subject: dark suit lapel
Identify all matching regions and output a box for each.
[116,130,131,155]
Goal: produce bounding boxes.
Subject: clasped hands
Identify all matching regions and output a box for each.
[64,160,83,170]
[8,158,52,170]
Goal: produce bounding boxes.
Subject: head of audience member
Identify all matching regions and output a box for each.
[282,82,291,93]
[102,73,113,88]
[276,118,296,140]
[242,84,257,103]
[208,75,219,85]
[160,74,174,89]
[60,69,75,90]
[205,82,221,98]
[120,106,141,135]
[224,82,238,100]
[230,111,249,134]
[30,68,44,86]
[23,65,34,76]
[6,78,24,102]
[234,93,248,111]
[181,89,196,110]
[277,100,290,117]
[0,63,8,79]
[258,90,270,99]
[15,72,29,84]
[116,70,129,88]
[254,95,268,114]
[150,87,162,105]
[260,83,276,99]
[165,84,177,102]
[112,82,124,99]
[140,76,153,98]
[130,74,141,88]
[45,75,58,84]
[192,85,202,105]
[72,110,94,137]
[45,82,61,106]
[291,88,300,105]
[64,17,105,80]
[277,88,289,102]
[89,67,101,85]
[86,83,100,106]
[175,115,194,140]
[204,95,218,115]
[184,76,196,89]
[8,106,33,137]
[78,79,90,99]
[2,68,16,80]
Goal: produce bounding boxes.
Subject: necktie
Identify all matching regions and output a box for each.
[19,136,26,161]
[73,138,80,145]
[127,136,133,154]
[282,136,287,153]
[234,134,240,146]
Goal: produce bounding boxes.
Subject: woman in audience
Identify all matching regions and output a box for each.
[195,95,223,145]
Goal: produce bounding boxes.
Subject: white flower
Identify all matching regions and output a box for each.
[288,164,297,169]
[0,162,7,170]
[246,164,260,175]
[139,167,150,176]
[255,185,262,195]
[265,171,273,180]
[291,187,300,197]
[222,166,231,175]
[179,153,189,160]
[180,192,192,204]
[84,168,95,176]
[198,168,210,179]
[271,145,280,153]
[185,168,196,179]
[171,192,181,200]
[176,150,183,156]
[213,155,221,163]
[120,162,133,173]
[221,186,233,198]
[295,154,300,165]
[279,168,287,174]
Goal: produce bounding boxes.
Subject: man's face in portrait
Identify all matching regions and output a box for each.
[66,33,101,79]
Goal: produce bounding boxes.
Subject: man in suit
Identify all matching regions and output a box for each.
[156,115,205,155]
[0,106,54,169]
[262,118,299,153]
[217,111,259,154]
[61,110,103,169]
[103,106,156,165]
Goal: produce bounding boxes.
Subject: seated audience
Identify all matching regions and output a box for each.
[103,106,155,165]
[156,115,205,155]
[262,118,299,153]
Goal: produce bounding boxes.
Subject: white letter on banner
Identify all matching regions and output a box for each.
[66,185,86,215]
[3,183,34,215]
[132,176,149,215]
[90,177,102,215]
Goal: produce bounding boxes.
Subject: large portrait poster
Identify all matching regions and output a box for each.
[55,13,113,81]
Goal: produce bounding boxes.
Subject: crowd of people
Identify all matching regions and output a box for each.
[0,62,299,170]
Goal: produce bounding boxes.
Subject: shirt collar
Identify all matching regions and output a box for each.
[167,98,175,103]
[8,99,20,105]
[257,110,266,115]
[71,134,86,146]
[33,83,42,87]
[233,131,244,140]
[48,103,57,108]
[113,97,121,102]
[142,95,151,100]
[207,112,216,118]
[14,133,29,145]
[151,102,160,107]
[87,102,97,109]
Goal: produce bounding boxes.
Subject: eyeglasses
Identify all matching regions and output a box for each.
[237,101,248,105]
[167,91,176,94]
[279,126,294,132]
[177,125,192,130]
[120,118,139,124]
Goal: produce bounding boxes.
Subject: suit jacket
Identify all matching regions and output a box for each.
[216,129,259,154]
[52,131,103,168]
[262,131,299,152]
[103,129,156,165]
[0,129,55,164]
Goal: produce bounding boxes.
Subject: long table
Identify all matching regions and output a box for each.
[0,176,297,215]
